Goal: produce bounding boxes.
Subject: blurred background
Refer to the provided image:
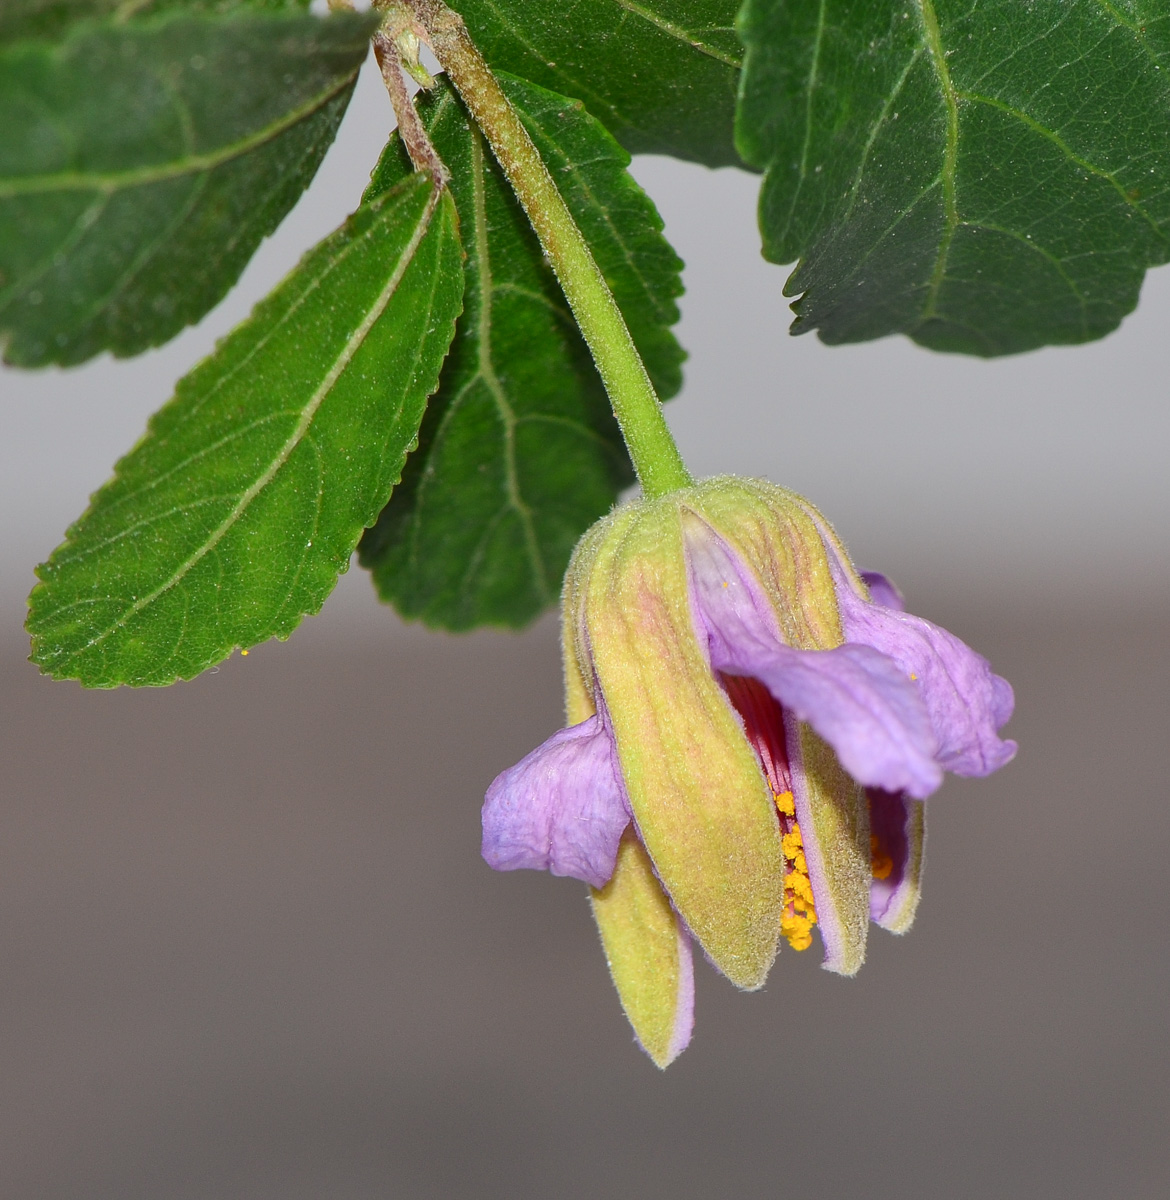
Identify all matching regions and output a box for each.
[1,54,1168,1198]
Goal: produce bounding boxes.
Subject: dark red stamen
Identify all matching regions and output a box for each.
[719,673,793,797]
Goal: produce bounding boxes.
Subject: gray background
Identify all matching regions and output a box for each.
[1,56,1168,1197]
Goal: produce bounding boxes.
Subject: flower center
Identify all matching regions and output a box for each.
[720,673,819,952]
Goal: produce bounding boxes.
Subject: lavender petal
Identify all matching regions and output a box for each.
[685,524,943,798]
[835,579,1017,777]
[868,788,926,933]
[860,570,905,612]
[482,716,630,888]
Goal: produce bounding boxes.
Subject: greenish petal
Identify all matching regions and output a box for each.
[793,726,871,976]
[591,833,694,1069]
[585,496,784,990]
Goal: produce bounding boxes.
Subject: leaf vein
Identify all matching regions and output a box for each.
[613,0,741,68]
[960,90,1165,242]
[0,68,360,199]
[64,182,442,656]
[916,0,960,319]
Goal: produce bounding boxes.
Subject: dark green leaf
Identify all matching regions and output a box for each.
[0,0,310,47]
[27,171,463,687]
[737,0,1170,356]
[453,0,744,166]
[0,10,377,367]
[359,74,685,630]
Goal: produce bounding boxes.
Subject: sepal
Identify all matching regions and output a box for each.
[581,497,784,989]
[591,833,694,1069]
[791,727,871,976]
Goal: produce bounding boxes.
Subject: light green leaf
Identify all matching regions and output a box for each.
[736,0,1170,355]
[0,10,377,367]
[358,74,685,630]
[27,171,463,687]
[453,0,744,166]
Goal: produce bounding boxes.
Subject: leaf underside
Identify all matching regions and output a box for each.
[358,74,685,631]
[454,0,745,167]
[736,0,1170,356]
[27,171,463,687]
[0,9,376,367]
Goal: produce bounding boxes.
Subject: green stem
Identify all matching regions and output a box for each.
[397,0,693,498]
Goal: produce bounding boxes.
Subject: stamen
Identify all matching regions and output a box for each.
[776,791,817,950]
[870,833,894,881]
[719,673,819,953]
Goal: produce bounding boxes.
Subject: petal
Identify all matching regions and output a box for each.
[686,524,944,799]
[741,643,943,799]
[868,789,926,933]
[833,567,1017,777]
[790,726,872,975]
[591,832,695,1069]
[860,570,905,612]
[481,715,630,889]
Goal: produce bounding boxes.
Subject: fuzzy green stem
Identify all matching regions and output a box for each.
[397,0,693,498]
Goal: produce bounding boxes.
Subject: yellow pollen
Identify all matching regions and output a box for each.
[775,792,818,951]
[870,833,894,881]
[910,672,918,681]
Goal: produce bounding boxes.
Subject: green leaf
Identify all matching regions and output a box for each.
[453,0,744,166]
[0,10,377,367]
[736,0,1170,356]
[358,74,685,630]
[27,171,463,687]
[0,0,311,47]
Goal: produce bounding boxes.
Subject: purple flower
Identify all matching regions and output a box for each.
[482,478,1015,1066]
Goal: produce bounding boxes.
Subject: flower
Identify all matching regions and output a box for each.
[482,477,1015,1066]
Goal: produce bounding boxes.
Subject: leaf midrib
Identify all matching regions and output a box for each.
[0,67,358,198]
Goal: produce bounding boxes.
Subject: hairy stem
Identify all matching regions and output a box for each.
[373,28,448,182]
[392,0,693,498]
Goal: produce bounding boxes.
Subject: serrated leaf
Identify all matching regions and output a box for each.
[736,0,1170,356]
[0,9,377,367]
[27,171,463,687]
[358,74,685,630]
[453,0,744,166]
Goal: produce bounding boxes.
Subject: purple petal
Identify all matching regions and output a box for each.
[868,789,926,932]
[832,566,1017,777]
[482,716,630,888]
[685,523,943,799]
[860,571,905,612]
[745,644,943,799]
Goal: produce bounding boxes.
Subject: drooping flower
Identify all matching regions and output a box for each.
[482,477,1015,1067]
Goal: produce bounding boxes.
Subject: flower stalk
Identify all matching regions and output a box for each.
[391,0,693,499]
